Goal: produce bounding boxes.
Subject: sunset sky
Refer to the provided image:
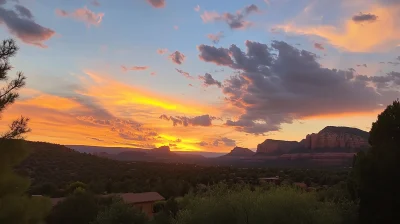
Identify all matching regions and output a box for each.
[0,0,399,152]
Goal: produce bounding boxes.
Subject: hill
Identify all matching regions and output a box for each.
[221,147,255,157]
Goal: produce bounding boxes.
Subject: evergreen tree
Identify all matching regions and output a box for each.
[0,39,51,223]
[355,100,400,224]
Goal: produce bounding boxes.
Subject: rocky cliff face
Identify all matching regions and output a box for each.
[257,126,369,154]
[224,147,255,157]
[300,126,369,149]
[257,140,301,154]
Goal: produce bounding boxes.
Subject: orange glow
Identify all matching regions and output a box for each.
[21,95,81,110]
[81,71,219,116]
[276,5,400,52]
[302,110,381,120]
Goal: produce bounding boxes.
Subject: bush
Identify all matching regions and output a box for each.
[173,184,348,224]
[91,197,147,224]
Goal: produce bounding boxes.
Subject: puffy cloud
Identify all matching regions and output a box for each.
[198,44,233,65]
[207,31,224,44]
[198,40,399,134]
[201,4,260,29]
[274,4,400,52]
[160,114,216,127]
[56,7,104,27]
[194,5,200,12]
[157,48,168,54]
[352,12,378,23]
[169,51,185,65]
[121,65,149,72]
[0,5,55,48]
[146,0,165,8]
[198,73,222,88]
[314,42,324,50]
[15,5,33,19]
[212,137,236,147]
[175,68,194,79]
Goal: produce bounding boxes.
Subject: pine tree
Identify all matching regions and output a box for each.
[356,100,400,224]
[0,39,51,224]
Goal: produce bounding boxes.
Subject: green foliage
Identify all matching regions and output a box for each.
[173,184,347,224]
[47,192,99,224]
[91,197,147,224]
[67,181,88,194]
[0,140,51,224]
[353,100,400,223]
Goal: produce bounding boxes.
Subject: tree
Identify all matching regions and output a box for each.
[355,100,400,224]
[0,39,51,223]
[0,39,30,142]
[47,191,99,224]
[91,197,147,224]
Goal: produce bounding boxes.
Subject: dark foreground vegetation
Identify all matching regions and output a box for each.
[1,39,400,224]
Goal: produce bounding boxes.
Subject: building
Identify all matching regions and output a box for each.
[108,192,165,218]
[48,192,165,219]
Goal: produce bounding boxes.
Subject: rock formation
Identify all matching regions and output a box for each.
[300,126,369,150]
[257,126,369,154]
[257,140,301,154]
[224,147,255,157]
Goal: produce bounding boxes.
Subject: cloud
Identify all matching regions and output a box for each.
[56,7,104,27]
[169,51,186,65]
[207,31,224,44]
[89,137,103,142]
[397,56,400,61]
[198,141,208,146]
[199,73,222,88]
[201,4,260,29]
[14,5,33,19]
[121,65,149,72]
[314,42,324,50]
[0,5,55,48]
[212,137,236,147]
[198,45,233,65]
[198,40,399,134]
[90,0,100,7]
[194,5,200,12]
[175,68,194,79]
[388,61,400,66]
[157,48,168,54]
[352,12,378,23]
[274,4,400,52]
[357,64,368,67]
[173,25,179,30]
[160,114,216,127]
[146,0,165,8]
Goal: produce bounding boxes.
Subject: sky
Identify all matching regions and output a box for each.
[0,0,399,152]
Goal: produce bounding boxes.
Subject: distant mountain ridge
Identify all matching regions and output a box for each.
[257,126,369,155]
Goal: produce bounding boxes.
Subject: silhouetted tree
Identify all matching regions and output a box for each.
[0,39,51,224]
[355,100,400,224]
[47,191,99,224]
[91,197,147,224]
[0,39,30,142]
